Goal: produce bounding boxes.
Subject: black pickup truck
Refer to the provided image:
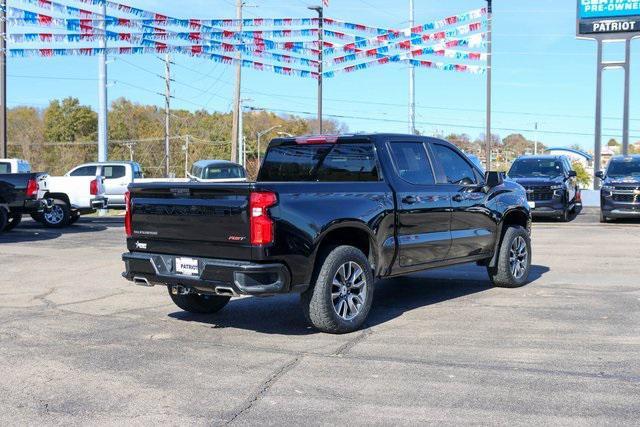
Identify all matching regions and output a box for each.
[0,173,51,232]
[123,134,532,333]
[596,155,640,222]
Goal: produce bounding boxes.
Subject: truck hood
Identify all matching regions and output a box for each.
[508,177,563,187]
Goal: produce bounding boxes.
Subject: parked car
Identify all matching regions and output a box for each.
[188,160,246,181]
[67,161,247,209]
[0,158,31,174]
[596,155,640,223]
[122,134,532,334]
[0,172,50,232]
[32,174,107,228]
[507,155,579,222]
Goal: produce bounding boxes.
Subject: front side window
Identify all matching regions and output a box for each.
[431,144,477,185]
[69,166,97,177]
[102,166,126,179]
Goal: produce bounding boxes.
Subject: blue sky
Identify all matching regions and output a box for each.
[6,0,640,150]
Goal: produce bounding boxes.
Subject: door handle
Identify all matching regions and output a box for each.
[452,194,464,203]
[402,196,418,204]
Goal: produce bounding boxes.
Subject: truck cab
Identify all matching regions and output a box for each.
[596,155,640,222]
[507,155,579,222]
[0,159,31,174]
[66,161,142,209]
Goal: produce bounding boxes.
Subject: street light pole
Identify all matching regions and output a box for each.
[485,0,493,171]
[308,6,324,134]
[257,125,282,165]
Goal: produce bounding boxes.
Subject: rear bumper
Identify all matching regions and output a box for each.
[9,198,50,214]
[122,252,292,296]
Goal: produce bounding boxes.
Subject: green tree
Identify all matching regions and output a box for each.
[44,97,97,142]
[572,161,591,188]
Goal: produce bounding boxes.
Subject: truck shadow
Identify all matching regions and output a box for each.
[0,218,111,243]
[168,264,550,335]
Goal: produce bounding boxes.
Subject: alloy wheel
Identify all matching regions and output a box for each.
[44,205,64,225]
[331,261,368,321]
[509,236,528,279]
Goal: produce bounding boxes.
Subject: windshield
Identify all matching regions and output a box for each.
[607,159,640,178]
[509,159,564,178]
[0,162,9,174]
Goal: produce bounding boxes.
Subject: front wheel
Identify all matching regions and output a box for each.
[301,245,374,334]
[600,211,609,223]
[168,288,230,314]
[487,226,531,288]
[42,200,71,228]
[4,214,22,231]
[0,208,7,232]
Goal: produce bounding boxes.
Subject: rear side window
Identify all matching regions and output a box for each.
[103,166,126,179]
[70,166,97,177]
[0,162,9,174]
[431,144,477,185]
[388,142,435,185]
[259,143,378,182]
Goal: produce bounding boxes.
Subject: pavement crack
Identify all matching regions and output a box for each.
[332,327,373,357]
[222,355,302,425]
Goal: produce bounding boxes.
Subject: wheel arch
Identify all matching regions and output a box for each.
[44,192,71,207]
[308,221,379,284]
[489,208,531,268]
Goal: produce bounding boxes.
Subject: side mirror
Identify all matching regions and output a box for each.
[484,171,504,189]
[595,170,605,180]
[568,170,577,178]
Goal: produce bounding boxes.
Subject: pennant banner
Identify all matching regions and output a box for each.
[326,57,485,77]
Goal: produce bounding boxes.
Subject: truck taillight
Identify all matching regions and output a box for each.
[125,191,133,237]
[250,191,277,245]
[26,179,39,197]
[89,179,99,196]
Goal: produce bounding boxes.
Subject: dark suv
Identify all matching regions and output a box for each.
[508,155,579,222]
[596,155,640,223]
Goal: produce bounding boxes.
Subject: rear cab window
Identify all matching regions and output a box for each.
[0,162,10,174]
[259,141,379,182]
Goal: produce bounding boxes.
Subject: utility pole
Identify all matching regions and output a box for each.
[534,122,538,155]
[164,53,171,177]
[97,1,108,162]
[408,0,416,135]
[184,135,190,178]
[238,99,244,167]
[0,1,6,159]
[309,5,324,134]
[230,0,243,163]
[485,0,493,171]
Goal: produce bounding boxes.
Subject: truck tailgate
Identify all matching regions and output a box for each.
[128,182,254,260]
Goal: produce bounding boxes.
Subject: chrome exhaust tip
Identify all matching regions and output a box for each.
[215,286,239,297]
[133,277,153,287]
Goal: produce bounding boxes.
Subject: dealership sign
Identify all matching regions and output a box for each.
[577,0,640,36]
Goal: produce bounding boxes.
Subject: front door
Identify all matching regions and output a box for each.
[429,143,496,259]
[386,141,452,268]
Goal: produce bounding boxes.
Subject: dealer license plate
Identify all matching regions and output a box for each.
[176,257,199,276]
[528,201,536,209]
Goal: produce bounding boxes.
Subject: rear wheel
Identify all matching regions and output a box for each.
[168,288,230,314]
[42,200,70,228]
[0,208,7,232]
[69,212,81,225]
[487,226,531,288]
[301,245,374,334]
[4,214,22,231]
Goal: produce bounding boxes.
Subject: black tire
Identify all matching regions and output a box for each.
[168,288,230,314]
[559,208,570,222]
[600,211,609,223]
[301,245,374,334]
[0,208,7,233]
[41,199,71,228]
[4,214,22,231]
[487,226,531,288]
[69,212,81,225]
[30,212,44,223]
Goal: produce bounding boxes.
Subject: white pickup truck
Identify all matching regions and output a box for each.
[33,174,107,227]
[66,160,247,209]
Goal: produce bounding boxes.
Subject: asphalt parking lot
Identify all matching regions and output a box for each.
[1,208,639,425]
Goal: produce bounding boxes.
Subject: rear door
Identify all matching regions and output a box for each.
[385,140,452,268]
[429,142,496,259]
[100,164,129,207]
